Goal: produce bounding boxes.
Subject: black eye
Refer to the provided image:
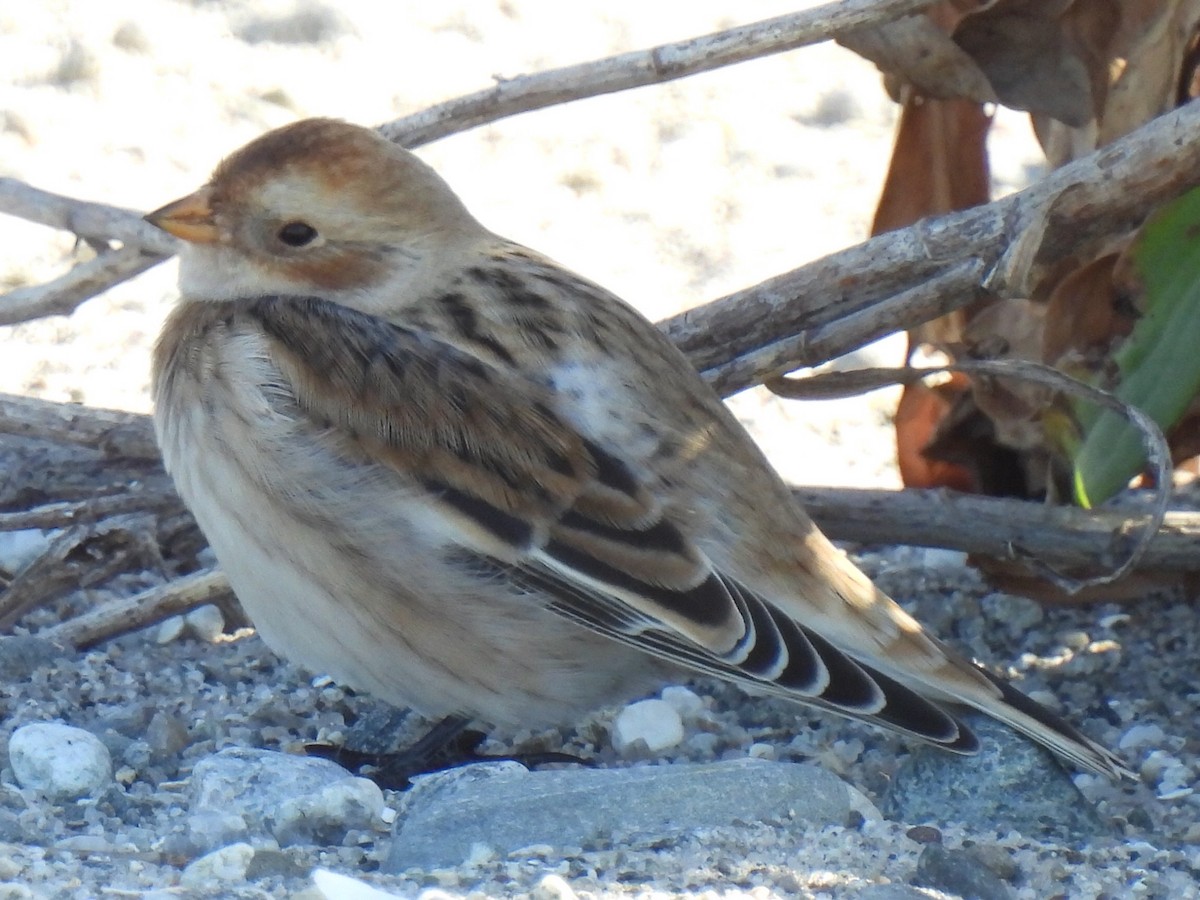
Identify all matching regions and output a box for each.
[277,221,318,247]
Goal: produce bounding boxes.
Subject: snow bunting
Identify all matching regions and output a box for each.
[147,118,1128,778]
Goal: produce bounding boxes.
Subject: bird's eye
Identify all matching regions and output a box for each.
[277,221,318,247]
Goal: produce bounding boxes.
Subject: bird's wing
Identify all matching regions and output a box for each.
[241,293,977,752]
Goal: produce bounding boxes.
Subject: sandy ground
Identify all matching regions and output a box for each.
[8,3,1195,899]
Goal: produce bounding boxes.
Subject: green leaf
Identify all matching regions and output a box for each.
[1073,187,1200,508]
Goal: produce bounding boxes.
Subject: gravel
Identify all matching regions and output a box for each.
[3,2,1200,898]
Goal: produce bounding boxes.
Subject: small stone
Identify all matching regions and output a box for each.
[155,616,186,644]
[967,843,1020,881]
[531,873,579,900]
[0,529,52,574]
[245,848,310,881]
[980,593,1044,631]
[1119,723,1166,750]
[612,699,684,755]
[186,604,226,642]
[189,747,382,849]
[660,685,706,720]
[145,710,189,762]
[273,773,385,847]
[312,868,404,899]
[905,825,942,844]
[180,842,255,888]
[853,886,933,899]
[914,844,1013,900]
[9,723,113,800]
[186,809,250,854]
[920,549,967,570]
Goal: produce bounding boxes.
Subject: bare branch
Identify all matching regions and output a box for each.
[799,486,1200,577]
[0,247,165,326]
[771,358,1172,595]
[0,391,160,460]
[666,99,1200,397]
[41,568,232,650]
[0,178,179,256]
[0,484,182,532]
[380,0,937,147]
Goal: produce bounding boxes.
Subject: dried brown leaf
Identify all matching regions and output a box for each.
[954,0,1120,127]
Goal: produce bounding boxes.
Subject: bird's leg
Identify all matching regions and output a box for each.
[304,714,591,790]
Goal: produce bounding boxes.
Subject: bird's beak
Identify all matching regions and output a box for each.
[145,186,220,244]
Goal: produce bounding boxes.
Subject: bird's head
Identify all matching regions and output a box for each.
[146,118,480,307]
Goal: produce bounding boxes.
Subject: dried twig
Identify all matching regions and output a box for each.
[0,484,183,532]
[0,391,159,460]
[770,358,1172,594]
[0,179,179,325]
[666,99,1200,396]
[798,487,1200,575]
[379,0,937,147]
[0,178,178,256]
[0,515,160,630]
[41,568,232,650]
[0,247,165,327]
[0,0,933,326]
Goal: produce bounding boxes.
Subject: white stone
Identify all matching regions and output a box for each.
[920,548,967,570]
[0,529,53,574]
[312,869,404,900]
[532,873,579,900]
[660,685,705,719]
[154,615,186,644]
[273,772,385,846]
[185,604,225,642]
[180,842,254,888]
[1119,723,1166,750]
[9,722,112,800]
[612,698,684,754]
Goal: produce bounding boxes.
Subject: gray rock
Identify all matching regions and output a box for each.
[179,842,255,889]
[273,773,386,847]
[9,722,113,800]
[882,716,1107,840]
[188,747,384,849]
[914,843,1013,900]
[852,886,936,900]
[385,757,851,873]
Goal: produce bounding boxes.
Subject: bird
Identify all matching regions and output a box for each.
[145,117,1130,780]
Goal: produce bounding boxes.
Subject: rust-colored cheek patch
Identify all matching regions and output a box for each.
[277,247,390,292]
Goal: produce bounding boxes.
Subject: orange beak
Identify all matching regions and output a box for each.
[145,186,220,244]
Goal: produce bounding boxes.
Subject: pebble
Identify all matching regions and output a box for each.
[883,716,1106,840]
[188,747,385,851]
[180,842,255,888]
[185,604,225,641]
[154,615,186,644]
[531,873,579,900]
[660,684,706,720]
[0,528,52,574]
[612,698,684,754]
[274,773,386,847]
[312,868,403,899]
[1119,723,1166,750]
[9,722,113,800]
[914,844,1013,900]
[386,758,851,872]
